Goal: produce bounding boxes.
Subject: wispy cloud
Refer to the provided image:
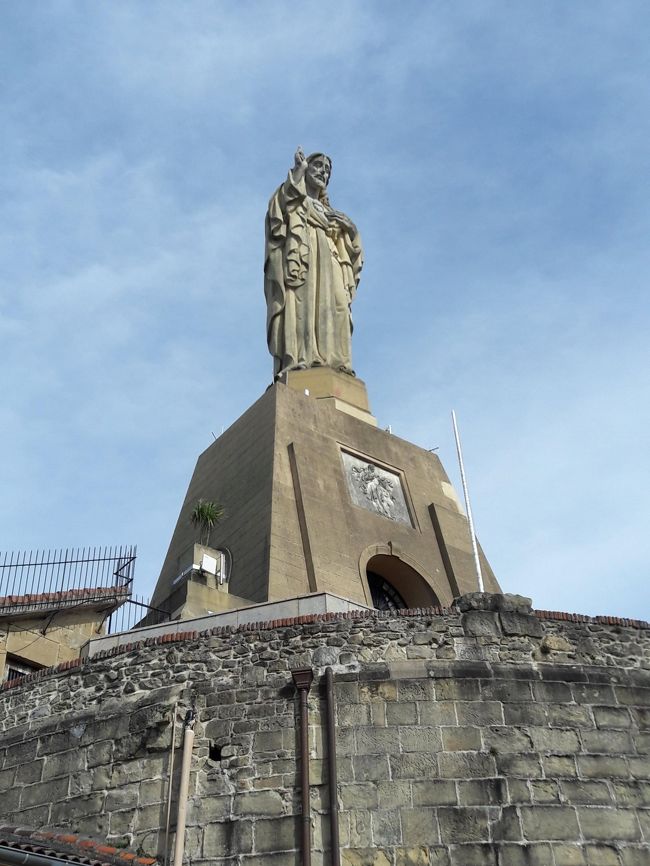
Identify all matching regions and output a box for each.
[1,2,648,618]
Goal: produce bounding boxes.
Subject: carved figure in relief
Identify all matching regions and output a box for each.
[352,464,396,519]
[264,147,363,379]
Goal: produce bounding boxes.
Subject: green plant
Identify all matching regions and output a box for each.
[190,498,225,547]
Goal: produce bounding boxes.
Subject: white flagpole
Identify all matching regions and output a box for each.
[451,410,484,593]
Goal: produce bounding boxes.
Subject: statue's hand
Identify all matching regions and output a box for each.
[293,146,308,179]
[330,209,356,234]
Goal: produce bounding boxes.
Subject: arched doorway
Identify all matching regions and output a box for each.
[365,553,440,611]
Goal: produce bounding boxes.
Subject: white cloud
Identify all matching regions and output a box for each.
[1,2,649,618]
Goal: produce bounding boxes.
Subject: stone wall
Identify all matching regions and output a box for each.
[0,595,649,866]
[0,606,110,681]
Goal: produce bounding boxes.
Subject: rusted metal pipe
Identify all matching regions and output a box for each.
[292,668,314,866]
[325,667,340,866]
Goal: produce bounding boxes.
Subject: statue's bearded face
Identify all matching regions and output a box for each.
[306,156,331,190]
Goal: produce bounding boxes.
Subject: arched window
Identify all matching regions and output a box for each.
[367,572,408,612]
[365,553,440,611]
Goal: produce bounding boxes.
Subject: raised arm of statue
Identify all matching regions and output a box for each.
[292,146,308,183]
[264,149,364,380]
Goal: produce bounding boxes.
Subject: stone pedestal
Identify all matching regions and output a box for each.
[278,367,377,426]
[151,381,500,615]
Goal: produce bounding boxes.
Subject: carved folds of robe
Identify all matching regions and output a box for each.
[264,169,363,378]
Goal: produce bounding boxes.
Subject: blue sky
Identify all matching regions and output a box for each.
[2,2,649,619]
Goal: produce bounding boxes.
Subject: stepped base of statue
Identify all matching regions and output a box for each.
[278,367,377,425]
[151,376,500,617]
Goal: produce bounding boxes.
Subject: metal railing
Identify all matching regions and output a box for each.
[106,593,171,634]
[0,545,136,611]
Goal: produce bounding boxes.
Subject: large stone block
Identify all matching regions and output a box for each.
[491,805,522,842]
[577,755,630,779]
[455,701,504,726]
[401,807,440,845]
[499,612,543,638]
[577,806,641,841]
[457,779,506,806]
[520,805,580,840]
[391,752,439,780]
[386,702,418,726]
[529,728,581,754]
[482,726,533,754]
[352,754,390,782]
[400,727,442,753]
[441,726,482,751]
[549,844,587,866]
[204,819,254,856]
[592,706,632,729]
[393,847,429,866]
[355,727,400,755]
[342,848,391,866]
[419,702,457,726]
[233,789,285,816]
[581,729,635,754]
[437,807,490,843]
[339,783,379,810]
[449,844,498,866]
[20,776,69,808]
[583,845,622,866]
[438,752,496,779]
[371,809,402,845]
[411,780,458,806]
[497,844,553,866]
[377,780,411,809]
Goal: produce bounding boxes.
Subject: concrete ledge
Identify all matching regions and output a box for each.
[81,591,371,659]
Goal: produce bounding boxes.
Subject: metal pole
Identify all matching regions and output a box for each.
[451,410,484,593]
[292,668,314,866]
[325,668,340,866]
[164,703,179,865]
[172,709,196,866]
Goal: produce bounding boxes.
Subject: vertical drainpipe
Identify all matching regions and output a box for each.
[292,668,314,866]
[325,667,341,866]
[172,709,196,866]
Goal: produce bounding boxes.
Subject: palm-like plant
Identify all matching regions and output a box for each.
[190,498,225,547]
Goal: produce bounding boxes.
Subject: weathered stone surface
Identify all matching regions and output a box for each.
[0,607,649,866]
[577,806,641,841]
[455,593,532,614]
[401,807,440,845]
[499,611,543,638]
[342,848,391,866]
[520,806,580,840]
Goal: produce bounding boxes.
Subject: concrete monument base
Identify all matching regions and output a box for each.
[151,379,500,616]
[278,367,377,425]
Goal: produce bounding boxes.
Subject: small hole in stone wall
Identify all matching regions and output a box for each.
[209,742,223,762]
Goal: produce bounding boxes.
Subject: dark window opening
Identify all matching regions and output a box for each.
[209,742,223,762]
[367,571,408,612]
[3,656,43,684]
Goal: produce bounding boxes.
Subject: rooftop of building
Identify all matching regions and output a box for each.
[0,826,157,866]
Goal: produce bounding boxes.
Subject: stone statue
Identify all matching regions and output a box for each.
[264,147,363,379]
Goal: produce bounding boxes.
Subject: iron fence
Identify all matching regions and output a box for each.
[0,545,172,635]
[106,593,171,634]
[0,545,135,598]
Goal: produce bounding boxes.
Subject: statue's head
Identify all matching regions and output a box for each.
[306,153,332,202]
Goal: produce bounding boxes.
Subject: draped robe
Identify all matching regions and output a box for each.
[264,169,363,378]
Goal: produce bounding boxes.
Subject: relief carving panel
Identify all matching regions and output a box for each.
[341,451,412,526]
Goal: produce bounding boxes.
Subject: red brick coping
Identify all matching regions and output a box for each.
[1,605,648,692]
[0,586,129,611]
[0,826,157,866]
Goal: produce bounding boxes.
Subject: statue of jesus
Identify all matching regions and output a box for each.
[264,147,363,380]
